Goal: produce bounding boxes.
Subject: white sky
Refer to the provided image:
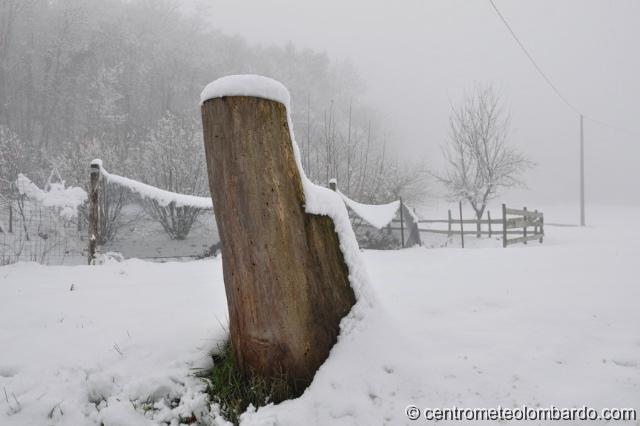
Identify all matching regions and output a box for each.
[195,0,640,207]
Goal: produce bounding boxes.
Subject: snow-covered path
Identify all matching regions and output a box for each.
[1,206,639,425]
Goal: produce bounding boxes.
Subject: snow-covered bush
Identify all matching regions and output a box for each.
[353,225,401,250]
[137,113,209,240]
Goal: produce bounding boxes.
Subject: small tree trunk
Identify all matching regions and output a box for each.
[201,96,355,389]
[474,206,485,238]
[88,162,100,264]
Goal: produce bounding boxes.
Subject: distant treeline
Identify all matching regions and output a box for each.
[0,0,427,206]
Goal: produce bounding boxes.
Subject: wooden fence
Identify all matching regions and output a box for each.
[411,202,543,248]
[501,205,544,247]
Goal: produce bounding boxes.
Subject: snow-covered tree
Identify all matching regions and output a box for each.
[437,85,533,234]
[138,113,208,240]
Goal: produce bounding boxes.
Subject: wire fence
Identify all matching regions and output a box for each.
[0,198,86,265]
[1,163,546,266]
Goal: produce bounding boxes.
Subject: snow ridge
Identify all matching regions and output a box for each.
[92,160,213,209]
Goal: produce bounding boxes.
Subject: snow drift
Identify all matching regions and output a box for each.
[15,174,87,220]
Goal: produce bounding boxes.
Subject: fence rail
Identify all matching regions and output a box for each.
[2,163,547,267]
[413,202,544,248]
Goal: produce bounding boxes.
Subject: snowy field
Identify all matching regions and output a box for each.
[1,205,638,425]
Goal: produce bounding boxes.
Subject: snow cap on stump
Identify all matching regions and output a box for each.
[200,74,290,109]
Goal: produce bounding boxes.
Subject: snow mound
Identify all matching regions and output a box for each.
[337,190,400,229]
[15,174,87,220]
[200,74,375,305]
[93,160,213,209]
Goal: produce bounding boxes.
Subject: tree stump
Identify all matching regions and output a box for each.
[201,96,356,388]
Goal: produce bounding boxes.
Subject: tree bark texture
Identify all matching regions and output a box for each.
[201,96,356,388]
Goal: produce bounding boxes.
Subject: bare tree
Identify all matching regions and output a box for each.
[139,113,208,240]
[437,84,533,236]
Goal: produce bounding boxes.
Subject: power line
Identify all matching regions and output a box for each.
[487,0,639,138]
[487,0,580,115]
[582,114,639,138]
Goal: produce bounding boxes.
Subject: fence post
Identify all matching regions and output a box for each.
[329,178,337,192]
[201,92,355,389]
[534,209,539,236]
[523,206,528,245]
[88,162,100,264]
[459,200,464,248]
[404,204,421,247]
[539,213,544,243]
[8,204,12,233]
[487,210,492,238]
[447,209,452,237]
[502,203,507,248]
[399,198,405,248]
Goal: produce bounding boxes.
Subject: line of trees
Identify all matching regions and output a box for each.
[0,0,428,242]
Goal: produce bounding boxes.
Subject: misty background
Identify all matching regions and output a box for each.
[197,0,640,206]
[2,0,639,212]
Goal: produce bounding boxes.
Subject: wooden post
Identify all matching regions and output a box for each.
[487,210,492,238]
[328,179,337,192]
[539,213,544,243]
[459,200,464,248]
[88,162,100,264]
[399,198,405,248]
[201,95,355,389]
[8,205,12,233]
[404,204,421,247]
[502,203,507,248]
[447,209,452,237]
[534,209,539,236]
[523,206,528,245]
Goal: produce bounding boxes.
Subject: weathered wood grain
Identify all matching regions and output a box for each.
[201,96,355,389]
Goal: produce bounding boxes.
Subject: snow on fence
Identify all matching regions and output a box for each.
[0,164,545,266]
[92,160,213,209]
[87,161,218,264]
[327,179,421,248]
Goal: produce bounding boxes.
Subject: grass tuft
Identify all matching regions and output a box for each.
[199,340,300,425]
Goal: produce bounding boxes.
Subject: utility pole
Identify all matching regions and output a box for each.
[580,114,585,226]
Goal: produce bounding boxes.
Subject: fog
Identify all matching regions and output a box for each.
[199,0,640,206]
[2,0,638,217]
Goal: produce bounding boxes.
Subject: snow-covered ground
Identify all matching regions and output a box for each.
[101,205,219,261]
[1,205,638,425]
